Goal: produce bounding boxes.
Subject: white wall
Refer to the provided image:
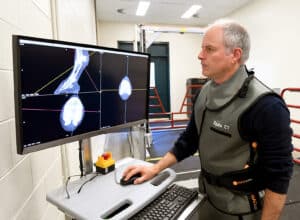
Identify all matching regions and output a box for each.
[0,0,97,219]
[228,0,300,90]
[97,21,203,112]
[56,0,97,44]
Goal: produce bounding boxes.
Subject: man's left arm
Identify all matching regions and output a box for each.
[255,96,293,220]
[261,189,286,220]
[241,95,294,219]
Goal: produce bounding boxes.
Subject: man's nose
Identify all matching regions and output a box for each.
[198,51,204,60]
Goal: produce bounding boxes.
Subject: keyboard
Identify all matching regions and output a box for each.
[130,184,198,220]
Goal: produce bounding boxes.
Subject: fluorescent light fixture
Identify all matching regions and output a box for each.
[181,5,202,19]
[136,1,150,16]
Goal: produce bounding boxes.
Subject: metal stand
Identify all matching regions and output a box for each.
[79,138,93,175]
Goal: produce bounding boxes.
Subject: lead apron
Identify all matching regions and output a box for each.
[194,66,273,215]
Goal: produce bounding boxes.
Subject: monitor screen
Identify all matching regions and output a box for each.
[13,35,150,154]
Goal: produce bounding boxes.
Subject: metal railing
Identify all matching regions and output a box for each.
[149,111,189,130]
[148,84,203,130]
[281,88,300,165]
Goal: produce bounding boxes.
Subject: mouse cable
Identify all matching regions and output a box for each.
[77,173,99,194]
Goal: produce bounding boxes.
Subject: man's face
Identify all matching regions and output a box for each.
[198,26,235,82]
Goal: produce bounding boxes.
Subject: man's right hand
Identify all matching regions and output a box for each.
[121,164,159,184]
[121,152,178,185]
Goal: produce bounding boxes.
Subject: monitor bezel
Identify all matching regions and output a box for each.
[12,35,150,155]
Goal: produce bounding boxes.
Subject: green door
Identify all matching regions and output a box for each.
[147,43,170,114]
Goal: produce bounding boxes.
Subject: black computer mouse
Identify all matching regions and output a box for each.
[120,173,142,185]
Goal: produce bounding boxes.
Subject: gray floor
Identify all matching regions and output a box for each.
[148,129,300,220]
[148,128,201,183]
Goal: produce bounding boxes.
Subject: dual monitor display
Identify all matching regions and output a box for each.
[13,36,150,154]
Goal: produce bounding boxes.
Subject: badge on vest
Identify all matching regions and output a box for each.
[211,120,232,137]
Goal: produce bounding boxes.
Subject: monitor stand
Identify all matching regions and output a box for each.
[79,138,93,175]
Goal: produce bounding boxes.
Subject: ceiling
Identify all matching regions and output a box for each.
[96,0,253,26]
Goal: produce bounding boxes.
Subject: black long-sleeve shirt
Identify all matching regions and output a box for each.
[170,94,294,194]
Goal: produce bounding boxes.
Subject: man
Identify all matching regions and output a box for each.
[123,20,293,220]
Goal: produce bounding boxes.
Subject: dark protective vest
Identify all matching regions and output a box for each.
[194,66,275,215]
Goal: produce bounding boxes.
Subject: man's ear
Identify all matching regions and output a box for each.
[232,48,242,64]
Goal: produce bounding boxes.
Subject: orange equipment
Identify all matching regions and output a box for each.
[95,152,115,174]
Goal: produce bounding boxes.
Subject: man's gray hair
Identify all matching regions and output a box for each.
[209,19,250,64]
